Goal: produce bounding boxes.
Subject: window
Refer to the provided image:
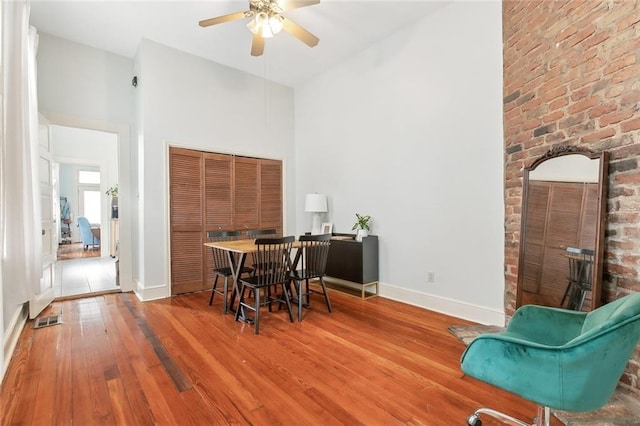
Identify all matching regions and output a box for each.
[78,169,101,224]
[78,170,100,184]
[80,188,101,224]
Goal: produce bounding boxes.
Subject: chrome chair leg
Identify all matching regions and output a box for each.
[466,406,550,426]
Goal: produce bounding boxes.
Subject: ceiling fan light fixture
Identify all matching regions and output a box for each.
[247,11,282,38]
[200,0,320,56]
[261,24,274,38]
[268,15,283,35]
[246,12,267,35]
[271,0,285,12]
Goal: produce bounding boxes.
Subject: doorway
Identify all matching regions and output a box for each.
[51,125,119,298]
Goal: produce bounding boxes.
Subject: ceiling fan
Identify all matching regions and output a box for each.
[199,0,320,57]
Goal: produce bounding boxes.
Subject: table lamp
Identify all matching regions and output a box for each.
[304,193,328,235]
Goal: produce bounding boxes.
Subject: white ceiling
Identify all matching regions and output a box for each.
[29,0,448,88]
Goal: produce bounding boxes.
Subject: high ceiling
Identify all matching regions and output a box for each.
[29,1,447,88]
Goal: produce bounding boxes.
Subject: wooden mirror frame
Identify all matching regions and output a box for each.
[516,146,609,311]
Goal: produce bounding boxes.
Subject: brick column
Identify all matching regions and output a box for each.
[503,0,640,393]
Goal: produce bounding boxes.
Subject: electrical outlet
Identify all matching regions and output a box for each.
[428,272,435,283]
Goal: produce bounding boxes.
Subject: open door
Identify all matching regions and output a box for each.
[30,116,56,318]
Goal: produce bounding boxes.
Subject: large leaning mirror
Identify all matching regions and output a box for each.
[516,146,609,311]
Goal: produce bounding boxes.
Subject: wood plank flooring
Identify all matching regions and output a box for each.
[1,290,562,425]
[57,242,100,260]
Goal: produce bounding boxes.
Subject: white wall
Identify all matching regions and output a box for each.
[37,34,134,125]
[135,39,296,299]
[295,2,505,324]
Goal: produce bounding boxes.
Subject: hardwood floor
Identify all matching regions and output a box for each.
[0,290,562,425]
[57,242,101,261]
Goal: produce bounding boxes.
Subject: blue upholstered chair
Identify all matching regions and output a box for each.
[460,293,640,426]
[77,216,99,250]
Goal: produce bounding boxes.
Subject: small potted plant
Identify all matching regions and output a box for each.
[106,185,119,218]
[352,213,371,242]
[105,185,118,197]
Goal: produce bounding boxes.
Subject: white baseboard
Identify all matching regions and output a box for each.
[130,279,504,324]
[379,282,505,326]
[2,303,28,383]
[133,280,170,302]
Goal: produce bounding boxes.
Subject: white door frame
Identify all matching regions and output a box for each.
[41,111,133,293]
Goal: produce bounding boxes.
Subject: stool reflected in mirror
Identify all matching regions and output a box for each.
[561,247,594,311]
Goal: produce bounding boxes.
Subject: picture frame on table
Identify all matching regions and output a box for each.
[321,222,333,235]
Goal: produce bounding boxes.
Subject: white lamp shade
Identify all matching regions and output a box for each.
[304,193,327,212]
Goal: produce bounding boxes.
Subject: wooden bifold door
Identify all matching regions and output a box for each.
[169,147,282,295]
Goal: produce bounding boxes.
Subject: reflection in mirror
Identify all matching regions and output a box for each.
[516,147,608,312]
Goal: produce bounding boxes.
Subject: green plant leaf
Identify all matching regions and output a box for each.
[105,185,118,196]
[353,213,371,231]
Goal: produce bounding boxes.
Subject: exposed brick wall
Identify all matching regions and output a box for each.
[503,0,640,394]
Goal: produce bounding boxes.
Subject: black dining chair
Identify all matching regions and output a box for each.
[235,236,295,334]
[207,230,253,313]
[246,228,278,273]
[288,234,332,321]
[246,228,278,238]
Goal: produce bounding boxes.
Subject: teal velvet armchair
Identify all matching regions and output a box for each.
[460,293,640,426]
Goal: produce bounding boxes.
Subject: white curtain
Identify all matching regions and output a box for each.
[2,0,42,323]
[0,0,5,357]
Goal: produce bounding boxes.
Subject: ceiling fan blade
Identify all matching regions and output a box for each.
[281,17,319,47]
[251,33,265,56]
[283,0,320,10]
[199,11,247,27]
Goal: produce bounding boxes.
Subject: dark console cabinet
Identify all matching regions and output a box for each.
[325,234,379,298]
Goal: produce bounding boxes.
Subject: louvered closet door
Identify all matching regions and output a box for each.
[169,147,205,295]
[169,148,284,295]
[233,157,259,232]
[204,153,233,229]
[522,181,550,294]
[203,153,233,288]
[260,159,283,235]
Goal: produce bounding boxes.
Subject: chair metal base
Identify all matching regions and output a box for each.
[466,406,550,426]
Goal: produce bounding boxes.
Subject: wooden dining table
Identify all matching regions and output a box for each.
[203,239,302,321]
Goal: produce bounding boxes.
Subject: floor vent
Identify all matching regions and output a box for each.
[33,315,62,329]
